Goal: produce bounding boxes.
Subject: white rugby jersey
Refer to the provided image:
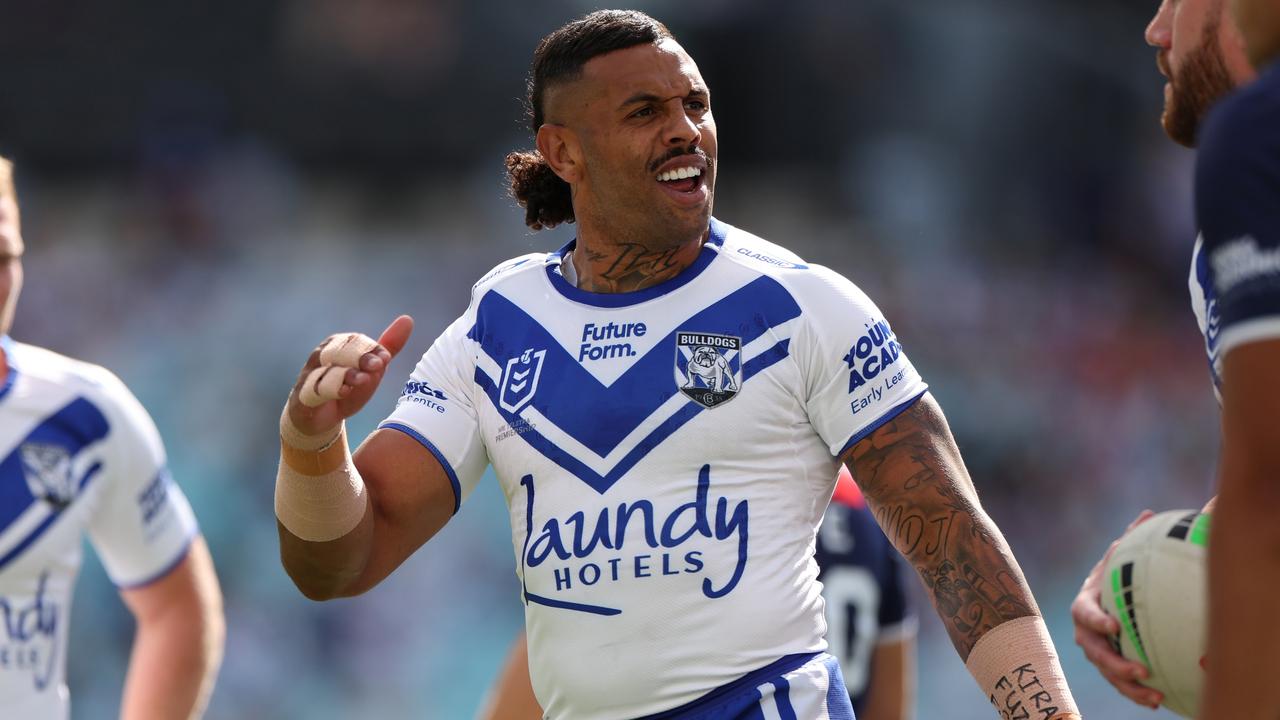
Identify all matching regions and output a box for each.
[0,338,198,719]
[381,218,927,719]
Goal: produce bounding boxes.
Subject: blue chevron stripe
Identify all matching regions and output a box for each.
[475,339,792,494]
[0,462,103,573]
[0,396,111,534]
[468,275,801,458]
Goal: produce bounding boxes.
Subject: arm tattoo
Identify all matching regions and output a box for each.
[844,395,1036,659]
[577,243,684,293]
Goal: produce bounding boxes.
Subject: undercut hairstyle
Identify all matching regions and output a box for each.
[505,10,673,230]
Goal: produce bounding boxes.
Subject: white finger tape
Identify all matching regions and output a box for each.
[320,333,380,369]
[298,365,347,407]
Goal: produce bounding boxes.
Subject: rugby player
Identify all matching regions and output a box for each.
[276,11,1080,718]
[0,156,224,719]
[1070,1,1280,715]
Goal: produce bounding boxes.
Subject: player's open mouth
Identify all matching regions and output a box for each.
[656,165,703,193]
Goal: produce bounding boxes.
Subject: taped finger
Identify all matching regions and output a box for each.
[320,333,381,369]
[299,365,348,407]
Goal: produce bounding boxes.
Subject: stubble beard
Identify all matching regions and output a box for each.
[591,168,715,252]
[1162,20,1236,148]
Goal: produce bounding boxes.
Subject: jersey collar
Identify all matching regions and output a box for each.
[544,218,728,308]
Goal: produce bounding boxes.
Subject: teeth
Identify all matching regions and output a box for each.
[657,166,702,182]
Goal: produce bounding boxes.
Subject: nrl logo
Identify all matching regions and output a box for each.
[19,443,77,509]
[675,332,741,409]
[500,348,547,414]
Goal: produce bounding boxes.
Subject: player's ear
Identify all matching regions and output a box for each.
[536,124,582,184]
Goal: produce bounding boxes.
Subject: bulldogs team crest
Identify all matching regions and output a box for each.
[675,332,742,408]
[500,348,547,413]
[20,443,77,509]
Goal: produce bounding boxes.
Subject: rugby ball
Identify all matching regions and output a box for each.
[1102,509,1210,718]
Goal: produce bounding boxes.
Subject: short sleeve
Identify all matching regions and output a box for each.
[87,381,198,589]
[379,309,491,513]
[1196,70,1280,355]
[796,266,928,456]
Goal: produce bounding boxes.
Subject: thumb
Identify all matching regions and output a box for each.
[378,315,415,359]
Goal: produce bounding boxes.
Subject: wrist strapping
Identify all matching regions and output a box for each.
[965,615,1080,719]
[275,407,367,542]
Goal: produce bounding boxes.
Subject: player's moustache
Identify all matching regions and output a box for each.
[1157,50,1173,83]
[649,146,710,173]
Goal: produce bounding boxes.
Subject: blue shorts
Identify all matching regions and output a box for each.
[637,652,855,720]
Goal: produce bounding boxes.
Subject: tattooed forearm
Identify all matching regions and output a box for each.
[843,393,1037,659]
[575,243,685,293]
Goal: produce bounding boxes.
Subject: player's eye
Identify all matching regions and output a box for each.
[630,106,655,119]
[686,99,707,112]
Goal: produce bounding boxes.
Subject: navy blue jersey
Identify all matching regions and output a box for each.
[816,470,915,716]
[1193,63,1280,386]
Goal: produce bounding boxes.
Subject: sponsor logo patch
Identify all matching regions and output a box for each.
[500,348,547,413]
[674,332,741,408]
[19,444,75,509]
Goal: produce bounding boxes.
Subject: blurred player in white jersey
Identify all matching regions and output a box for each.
[0,156,224,718]
[478,466,917,720]
[1069,1,1280,716]
[273,11,1079,719]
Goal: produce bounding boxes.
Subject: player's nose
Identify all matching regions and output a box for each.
[1145,0,1173,50]
[664,104,701,147]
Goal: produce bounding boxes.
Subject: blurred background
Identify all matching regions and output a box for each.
[2,0,1219,717]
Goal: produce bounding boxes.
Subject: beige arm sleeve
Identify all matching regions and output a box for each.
[965,616,1081,719]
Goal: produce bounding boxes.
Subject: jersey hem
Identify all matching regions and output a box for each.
[378,421,462,514]
[633,651,821,719]
[113,527,198,590]
[835,388,928,458]
[875,616,919,646]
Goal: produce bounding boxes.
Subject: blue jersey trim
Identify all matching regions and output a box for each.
[543,218,728,308]
[823,655,855,719]
[378,422,462,514]
[772,676,798,720]
[0,335,16,403]
[836,389,927,458]
[114,528,199,590]
[0,462,104,574]
[635,651,820,719]
[523,591,621,616]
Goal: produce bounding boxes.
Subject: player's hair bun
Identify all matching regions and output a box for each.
[505,149,574,230]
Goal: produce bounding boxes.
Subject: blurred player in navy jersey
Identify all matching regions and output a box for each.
[1069,0,1280,715]
[817,467,916,719]
[275,10,1079,719]
[479,466,916,720]
[0,156,224,718]
[1189,1,1280,716]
